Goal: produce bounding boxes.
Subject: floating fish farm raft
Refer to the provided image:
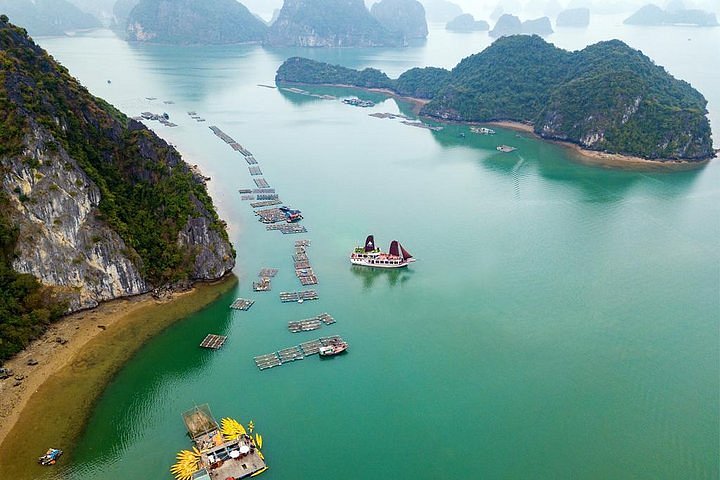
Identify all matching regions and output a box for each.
[252,277,271,292]
[254,335,346,370]
[250,199,282,208]
[230,298,254,311]
[266,224,307,234]
[254,178,270,188]
[199,334,227,350]
[248,166,262,176]
[173,405,268,480]
[279,290,319,303]
[258,268,278,278]
[294,243,318,286]
[288,313,335,333]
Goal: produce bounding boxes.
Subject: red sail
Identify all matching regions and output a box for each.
[389,240,400,257]
[364,235,375,252]
[399,244,413,260]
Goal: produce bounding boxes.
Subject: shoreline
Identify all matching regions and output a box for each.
[279,82,713,170]
[0,274,238,478]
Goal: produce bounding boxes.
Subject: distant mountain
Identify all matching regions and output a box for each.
[276,36,714,161]
[66,0,117,25]
[370,0,428,40]
[0,0,100,36]
[446,14,489,32]
[624,4,719,26]
[113,0,140,28]
[126,0,268,44]
[489,14,553,37]
[420,0,462,23]
[556,8,590,27]
[266,0,402,47]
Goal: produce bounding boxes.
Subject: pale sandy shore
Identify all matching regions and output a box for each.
[0,275,237,477]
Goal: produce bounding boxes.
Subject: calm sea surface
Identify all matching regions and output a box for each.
[35,17,719,480]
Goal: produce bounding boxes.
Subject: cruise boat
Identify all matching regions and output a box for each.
[350,235,415,269]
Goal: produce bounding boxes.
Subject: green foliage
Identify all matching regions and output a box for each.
[0,193,67,361]
[0,22,232,286]
[126,0,267,44]
[395,67,451,99]
[275,35,714,159]
[276,57,393,89]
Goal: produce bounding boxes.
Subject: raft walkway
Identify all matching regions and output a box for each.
[279,290,319,303]
[253,335,345,370]
[288,313,335,333]
[230,298,255,311]
[200,334,227,350]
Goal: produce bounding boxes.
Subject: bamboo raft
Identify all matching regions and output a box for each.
[256,208,286,224]
[254,336,345,370]
[258,268,278,277]
[250,199,282,208]
[288,313,335,333]
[279,290,319,303]
[200,334,227,350]
[230,298,255,311]
[267,224,307,234]
[254,178,270,188]
[252,278,271,292]
[248,166,263,176]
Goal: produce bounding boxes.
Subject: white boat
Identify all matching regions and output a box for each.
[350,235,415,269]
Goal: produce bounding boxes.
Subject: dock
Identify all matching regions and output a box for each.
[253,335,346,370]
[230,298,255,311]
[279,290,319,303]
[200,334,227,349]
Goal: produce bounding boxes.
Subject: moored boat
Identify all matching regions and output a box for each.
[350,235,415,269]
[319,339,349,357]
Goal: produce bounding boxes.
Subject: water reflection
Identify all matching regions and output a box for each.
[349,265,413,289]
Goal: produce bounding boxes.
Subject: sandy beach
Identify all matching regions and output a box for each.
[0,275,237,477]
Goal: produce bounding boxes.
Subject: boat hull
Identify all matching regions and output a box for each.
[350,258,411,269]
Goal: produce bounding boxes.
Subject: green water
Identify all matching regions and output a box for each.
[35,19,719,480]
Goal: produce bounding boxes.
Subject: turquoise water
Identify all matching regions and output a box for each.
[35,19,720,480]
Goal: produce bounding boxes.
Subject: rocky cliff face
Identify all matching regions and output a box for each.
[266,0,403,47]
[0,19,235,311]
[126,0,267,44]
[370,0,428,40]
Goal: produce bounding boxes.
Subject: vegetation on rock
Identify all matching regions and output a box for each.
[276,35,714,160]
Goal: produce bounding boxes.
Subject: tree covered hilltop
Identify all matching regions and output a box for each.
[0,17,235,359]
[276,35,714,161]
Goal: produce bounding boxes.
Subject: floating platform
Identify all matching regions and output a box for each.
[295,240,311,247]
[241,194,255,201]
[200,334,227,349]
[251,199,282,208]
[238,188,253,194]
[267,224,307,234]
[279,290,319,303]
[288,313,335,333]
[257,194,279,201]
[258,268,278,278]
[253,188,275,194]
[256,208,287,224]
[401,120,444,131]
[230,298,255,311]
[245,156,258,165]
[248,166,263,176]
[254,336,345,370]
[254,178,270,188]
[253,278,271,292]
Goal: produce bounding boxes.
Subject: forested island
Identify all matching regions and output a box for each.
[0,16,235,360]
[276,35,714,162]
[624,4,719,27]
[125,0,267,44]
[0,0,99,36]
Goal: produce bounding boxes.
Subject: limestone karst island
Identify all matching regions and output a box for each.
[1,1,718,480]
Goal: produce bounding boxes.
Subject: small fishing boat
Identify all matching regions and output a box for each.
[319,339,349,357]
[496,144,517,153]
[38,448,62,466]
[350,235,415,269]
